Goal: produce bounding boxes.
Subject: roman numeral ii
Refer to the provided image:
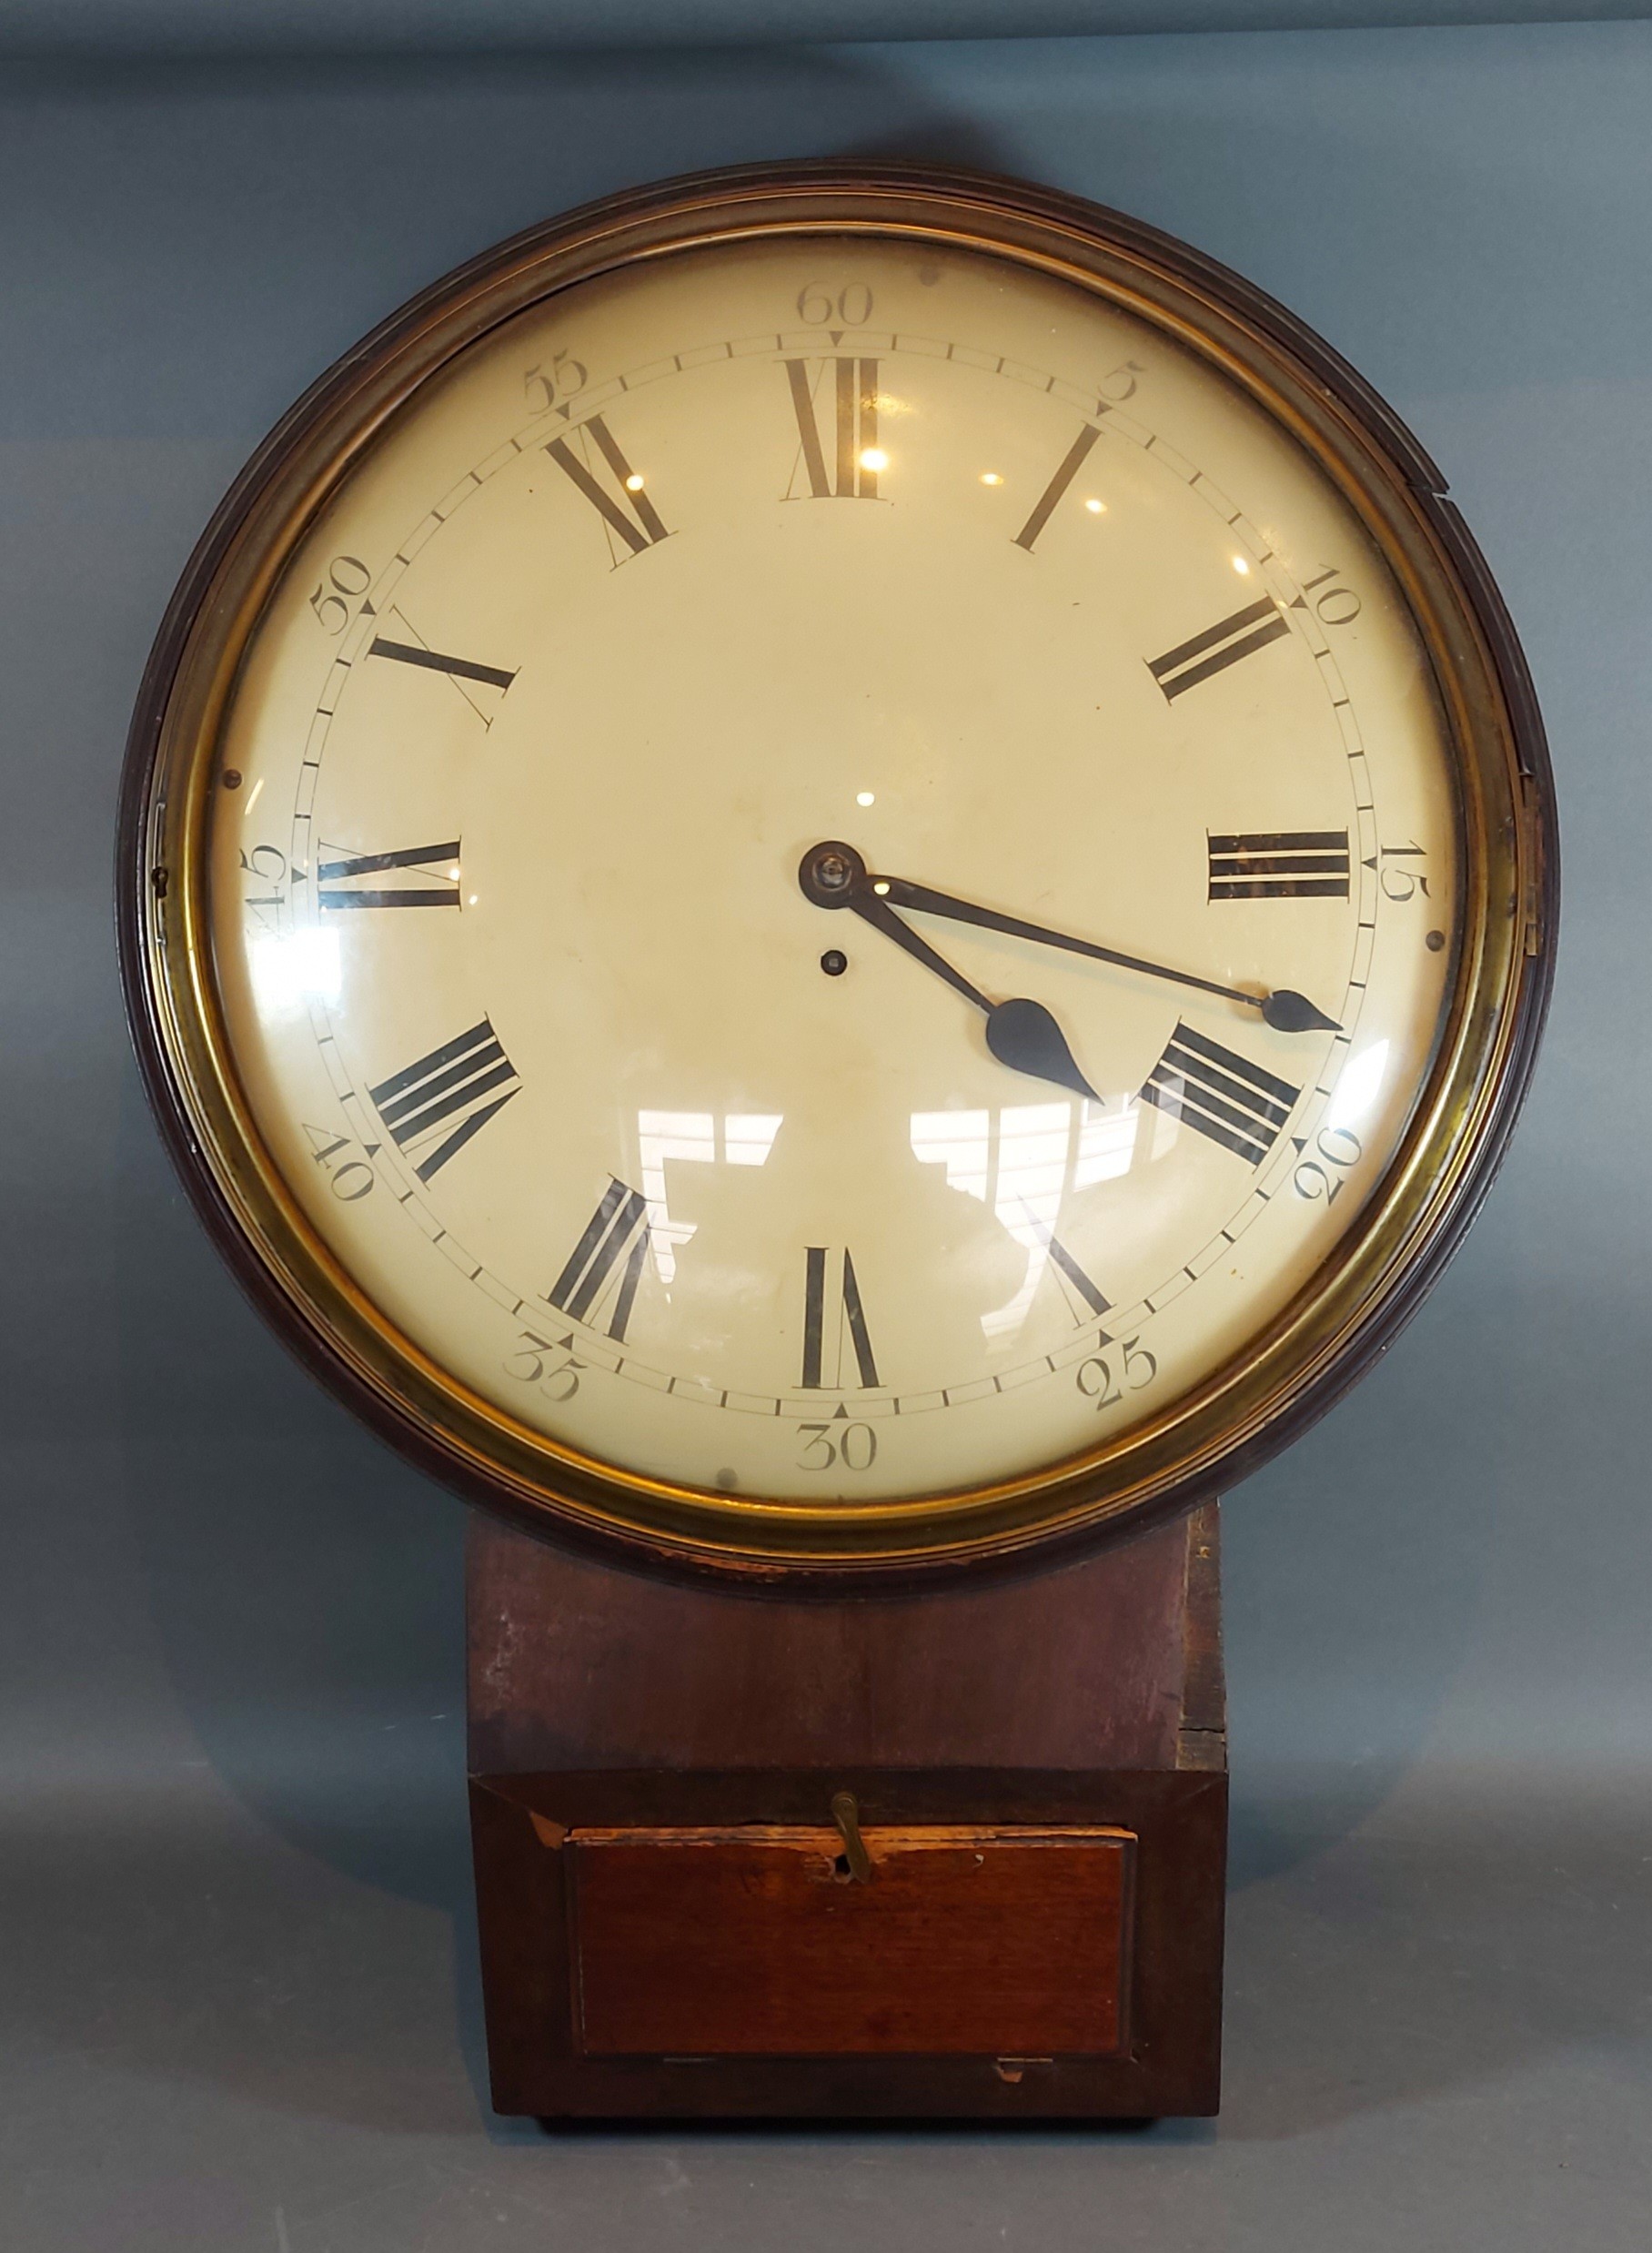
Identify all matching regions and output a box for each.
[1148,597,1289,700]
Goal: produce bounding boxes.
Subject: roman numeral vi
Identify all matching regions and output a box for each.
[801,1246,881,1389]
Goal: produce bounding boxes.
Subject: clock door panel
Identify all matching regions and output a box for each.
[567,1824,1134,2057]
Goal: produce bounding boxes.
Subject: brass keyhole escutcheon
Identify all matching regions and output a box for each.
[831,1790,872,1884]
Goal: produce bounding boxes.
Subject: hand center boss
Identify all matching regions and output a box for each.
[798,841,1339,1105]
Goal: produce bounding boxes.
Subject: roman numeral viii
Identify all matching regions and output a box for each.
[317,840,461,911]
[548,1179,651,1342]
[1148,596,1289,700]
[368,1017,520,1181]
[1140,1023,1299,1167]
[784,358,881,499]
[801,1247,881,1389]
[1208,830,1351,901]
[546,414,669,559]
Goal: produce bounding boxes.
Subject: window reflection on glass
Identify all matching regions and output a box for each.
[250,927,342,1014]
[636,1109,783,1283]
[1324,1039,1388,1135]
[912,1096,1139,1344]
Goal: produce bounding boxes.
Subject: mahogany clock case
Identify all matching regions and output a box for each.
[116,163,1557,1588]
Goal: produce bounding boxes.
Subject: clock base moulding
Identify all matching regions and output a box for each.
[466,1501,1226,2120]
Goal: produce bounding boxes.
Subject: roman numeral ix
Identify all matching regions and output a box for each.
[801,1246,881,1389]
[784,358,881,499]
[1208,830,1351,901]
[1139,1023,1300,1167]
[1148,596,1290,701]
[317,840,461,911]
[546,414,669,559]
[548,1178,652,1341]
[367,1018,520,1182]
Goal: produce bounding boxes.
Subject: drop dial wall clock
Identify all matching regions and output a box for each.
[120,166,1554,2121]
[120,163,1552,1581]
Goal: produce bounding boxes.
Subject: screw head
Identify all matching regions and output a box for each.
[821,949,848,977]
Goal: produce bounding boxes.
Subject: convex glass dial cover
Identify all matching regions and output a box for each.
[120,167,1553,1575]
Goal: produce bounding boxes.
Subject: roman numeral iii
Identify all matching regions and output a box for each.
[317,840,461,911]
[549,1179,652,1341]
[1148,596,1289,700]
[801,1246,881,1389]
[1139,1023,1299,1167]
[1207,831,1351,901]
[368,1018,520,1181]
[784,358,881,499]
[546,414,669,559]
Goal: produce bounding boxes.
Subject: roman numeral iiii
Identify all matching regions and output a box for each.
[1139,1023,1299,1166]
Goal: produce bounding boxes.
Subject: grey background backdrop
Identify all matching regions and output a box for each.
[3,15,1647,2251]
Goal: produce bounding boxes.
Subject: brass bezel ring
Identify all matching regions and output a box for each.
[117,162,1556,1586]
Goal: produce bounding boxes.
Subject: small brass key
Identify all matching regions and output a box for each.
[831,1790,872,1884]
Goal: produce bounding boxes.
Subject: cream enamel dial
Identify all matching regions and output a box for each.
[126,171,1548,1571]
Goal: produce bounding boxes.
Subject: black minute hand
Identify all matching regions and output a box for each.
[872,872,1340,1035]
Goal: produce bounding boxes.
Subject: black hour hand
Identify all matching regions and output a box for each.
[801,842,1100,1102]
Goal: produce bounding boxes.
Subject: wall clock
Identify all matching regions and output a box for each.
[119,163,1555,2116]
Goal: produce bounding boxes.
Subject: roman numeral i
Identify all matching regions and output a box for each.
[784,358,881,499]
[1208,830,1351,901]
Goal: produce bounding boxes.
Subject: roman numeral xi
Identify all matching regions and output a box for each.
[784,358,881,499]
[1208,831,1351,901]
[546,413,669,560]
[368,1018,520,1182]
[1140,1024,1300,1167]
